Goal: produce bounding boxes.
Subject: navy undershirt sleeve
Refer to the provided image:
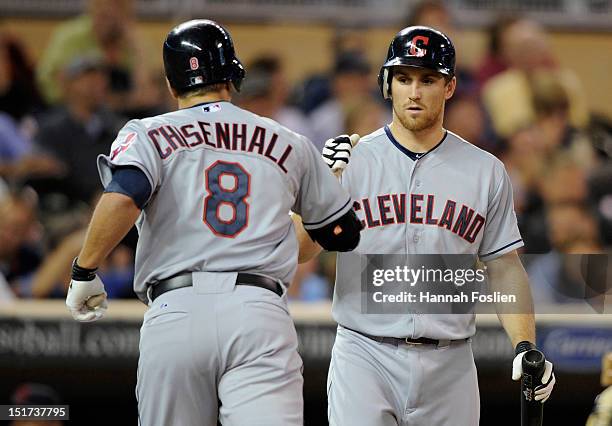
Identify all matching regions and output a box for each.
[104,166,152,209]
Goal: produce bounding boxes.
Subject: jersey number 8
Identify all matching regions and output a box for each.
[204,161,250,238]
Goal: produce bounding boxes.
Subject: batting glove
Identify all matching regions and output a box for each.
[512,341,556,403]
[66,258,108,322]
[322,134,360,173]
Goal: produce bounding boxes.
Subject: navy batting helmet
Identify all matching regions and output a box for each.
[163,19,245,95]
[378,26,455,99]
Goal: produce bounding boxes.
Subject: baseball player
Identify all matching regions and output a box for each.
[64,20,362,426]
[296,26,556,425]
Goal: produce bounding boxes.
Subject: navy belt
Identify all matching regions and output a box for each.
[343,326,468,348]
[151,273,283,301]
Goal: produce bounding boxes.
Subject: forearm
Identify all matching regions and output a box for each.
[485,251,536,347]
[497,313,535,348]
[77,193,141,269]
[291,213,322,263]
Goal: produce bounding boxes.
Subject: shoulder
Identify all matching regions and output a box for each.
[121,117,149,132]
[113,119,152,144]
[341,128,387,182]
[352,127,387,156]
[444,130,505,170]
[358,127,387,145]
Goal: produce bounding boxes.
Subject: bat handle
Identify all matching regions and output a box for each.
[521,349,545,426]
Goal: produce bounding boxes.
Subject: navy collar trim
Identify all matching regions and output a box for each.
[384,125,448,161]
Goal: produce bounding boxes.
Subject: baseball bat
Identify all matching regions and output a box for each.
[521,349,545,426]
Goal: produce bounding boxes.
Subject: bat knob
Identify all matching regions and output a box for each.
[521,349,545,426]
[522,349,545,378]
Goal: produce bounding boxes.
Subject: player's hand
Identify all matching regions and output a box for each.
[512,345,556,403]
[322,134,360,174]
[65,258,108,322]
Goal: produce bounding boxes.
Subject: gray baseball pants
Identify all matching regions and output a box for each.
[136,272,303,426]
[328,325,479,426]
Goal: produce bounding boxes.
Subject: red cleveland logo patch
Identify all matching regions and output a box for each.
[111,132,137,160]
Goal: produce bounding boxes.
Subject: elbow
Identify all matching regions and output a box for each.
[306,209,363,253]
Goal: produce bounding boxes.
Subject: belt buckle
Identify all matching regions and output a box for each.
[404,338,423,345]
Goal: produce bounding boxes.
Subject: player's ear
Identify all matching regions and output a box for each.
[444,76,457,101]
[165,78,178,100]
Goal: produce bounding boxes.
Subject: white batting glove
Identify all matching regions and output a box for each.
[66,259,108,322]
[322,134,360,173]
[512,343,556,403]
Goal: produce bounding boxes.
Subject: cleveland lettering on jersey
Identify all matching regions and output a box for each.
[354,193,486,243]
[147,121,293,173]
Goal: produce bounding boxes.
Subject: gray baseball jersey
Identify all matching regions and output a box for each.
[332,126,523,339]
[97,100,352,303]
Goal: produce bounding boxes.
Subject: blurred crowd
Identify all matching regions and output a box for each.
[0,0,610,305]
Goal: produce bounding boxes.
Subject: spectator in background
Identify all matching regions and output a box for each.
[0,35,64,184]
[405,0,497,152]
[26,226,135,299]
[33,55,126,207]
[545,203,601,254]
[236,55,315,141]
[530,71,597,169]
[443,95,489,151]
[500,125,547,217]
[528,202,603,305]
[539,154,589,208]
[27,228,86,298]
[588,163,612,246]
[503,74,596,210]
[296,28,371,114]
[0,33,45,123]
[501,71,605,253]
[404,0,454,39]
[10,382,64,426]
[288,258,331,302]
[519,153,590,253]
[309,51,382,150]
[344,98,387,138]
[0,112,65,183]
[481,17,590,139]
[404,0,477,94]
[0,188,41,296]
[36,0,159,118]
[474,15,521,90]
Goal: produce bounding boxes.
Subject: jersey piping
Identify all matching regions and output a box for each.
[480,238,523,258]
[301,197,352,227]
